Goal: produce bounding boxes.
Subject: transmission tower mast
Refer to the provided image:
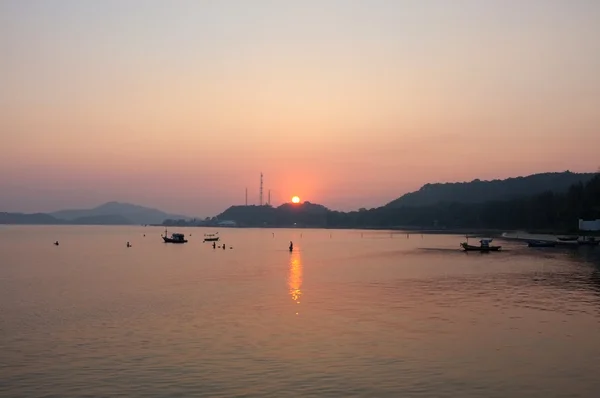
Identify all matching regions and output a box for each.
[259,173,263,206]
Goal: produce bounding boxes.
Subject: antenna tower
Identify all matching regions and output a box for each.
[268,189,271,206]
[259,173,263,206]
[245,188,248,206]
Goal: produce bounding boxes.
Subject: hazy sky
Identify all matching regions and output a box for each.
[1,0,599,216]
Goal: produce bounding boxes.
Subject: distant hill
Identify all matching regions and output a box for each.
[216,201,329,227]
[51,201,190,225]
[0,212,62,225]
[69,214,133,225]
[385,171,596,208]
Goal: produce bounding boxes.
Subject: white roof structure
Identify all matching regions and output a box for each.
[579,219,600,231]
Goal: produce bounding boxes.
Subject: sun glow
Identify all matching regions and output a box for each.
[291,196,300,204]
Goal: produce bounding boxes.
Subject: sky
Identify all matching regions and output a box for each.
[1,0,599,216]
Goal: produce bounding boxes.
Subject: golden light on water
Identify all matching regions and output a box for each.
[288,247,302,310]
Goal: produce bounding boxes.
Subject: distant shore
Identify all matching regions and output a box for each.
[4,221,596,238]
[157,224,516,236]
[156,224,600,239]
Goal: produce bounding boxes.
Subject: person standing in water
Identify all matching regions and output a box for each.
[213,242,216,249]
[289,241,293,252]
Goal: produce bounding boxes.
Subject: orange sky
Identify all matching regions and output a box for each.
[1,1,599,216]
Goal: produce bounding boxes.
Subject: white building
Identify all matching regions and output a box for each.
[217,220,237,227]
[579,219,600,231]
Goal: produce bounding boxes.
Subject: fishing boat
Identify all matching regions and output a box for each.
[557,236,579,241]
[162,229,188,244]
[527,240,556,248]
[461,238,501,252]
[203,233,219,242]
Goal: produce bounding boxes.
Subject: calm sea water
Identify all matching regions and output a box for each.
[1,226,600,397]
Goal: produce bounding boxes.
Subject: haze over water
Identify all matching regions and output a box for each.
[2,226,600,397]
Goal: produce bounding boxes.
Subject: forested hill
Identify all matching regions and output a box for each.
[168,173,599,231]
[385,171,596,208]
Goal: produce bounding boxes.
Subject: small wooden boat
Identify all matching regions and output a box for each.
[162,229,188,244]
[557,236,579,241]
[203,233,219,242]
[527,240,556,248]
[461,238,501,252]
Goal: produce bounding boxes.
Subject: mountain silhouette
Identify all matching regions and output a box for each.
[0,212,62,224]
[385,171,595,208]
[50,201,191,225]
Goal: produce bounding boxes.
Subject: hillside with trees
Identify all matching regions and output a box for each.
[0,212,62,225]
[216,202,329,227]
[385,171,595,208]
[333,174,600,231]
[209,173,600,232]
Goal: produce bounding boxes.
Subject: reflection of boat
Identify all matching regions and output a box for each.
[527,240,556,248]
[162,229,188,244]
[461,238,501,252]
[558,236,579,241]
[203,233,219,242]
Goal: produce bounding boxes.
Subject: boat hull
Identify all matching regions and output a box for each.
[461,243,501,252]
[163,237,188,244]
[203,237,219,242]
[557,236,579,241]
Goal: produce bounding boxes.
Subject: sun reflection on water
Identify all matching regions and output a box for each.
[288,246,302,312]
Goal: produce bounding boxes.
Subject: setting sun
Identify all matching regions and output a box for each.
[291,196,300,204]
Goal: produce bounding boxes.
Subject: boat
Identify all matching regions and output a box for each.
[162,229,188,244]
[203,233,219,242]
[461,238,501,252]
[527,240,556,248]
[557,236,579,241]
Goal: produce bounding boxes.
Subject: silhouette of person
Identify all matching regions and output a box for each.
[289,241,293,252]
[213,242,216,249]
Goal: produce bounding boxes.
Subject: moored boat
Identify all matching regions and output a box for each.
[557,236,579,241]
[461,238,501,252]
[162,229,188,244]
[203,233,219,242]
